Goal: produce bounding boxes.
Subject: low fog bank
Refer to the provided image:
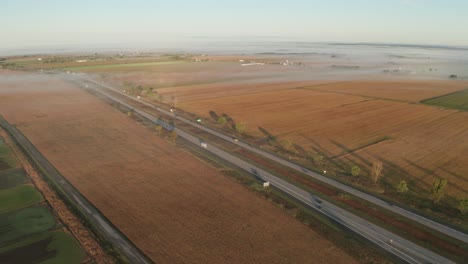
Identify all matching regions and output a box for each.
[0,70,75,95]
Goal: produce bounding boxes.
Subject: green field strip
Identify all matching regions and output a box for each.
[64,60,185,71]
[0,168,28,189]
[421,89,468,111]
[0,145,11,157]
[0,155,19,171]
[0,185,43,214]
[0,206,56,244]
[0,230,86,264]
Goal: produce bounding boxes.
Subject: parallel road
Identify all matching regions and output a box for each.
[76,77,454,264]
[0,116,152,264]
[82,76,468,244]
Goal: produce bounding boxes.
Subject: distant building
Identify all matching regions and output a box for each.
[76,60,87,63]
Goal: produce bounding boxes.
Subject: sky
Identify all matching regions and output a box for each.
[2,0,468,49]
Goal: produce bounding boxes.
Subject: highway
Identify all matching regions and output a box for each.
[82,76,468,245]
[0,116,152,264]
[75,76,456,264]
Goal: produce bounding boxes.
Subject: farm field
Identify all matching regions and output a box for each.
[178,84,468,199]
[0,70,356,263]
[0,124,86,263]
[69,55,467,223]
[0,206,55,244]
[65,60,185,71]
[0,139,18,170]
[0,185,43,214]
[0,168,28,189]
[303,80,468,102]
[422,89,468,111]
[0,230,85,264]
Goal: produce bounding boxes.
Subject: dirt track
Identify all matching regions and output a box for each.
[0,70,355,263]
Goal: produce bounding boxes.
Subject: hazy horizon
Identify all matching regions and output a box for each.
[2,0,468,55]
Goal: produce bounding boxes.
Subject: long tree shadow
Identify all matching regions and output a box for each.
[209,110,219,122]
[328,140,427,188]
[404,159,467,195]
[439,167,468,186]
[293,143,309,158]
[302,135,347,171]
[221,113,236,130]
[258,126,278,146]
[329,140,372,167]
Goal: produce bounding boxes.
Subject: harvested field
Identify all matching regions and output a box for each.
[94,59,317,93]
[180,88,468,198]
[156,80,327,103]
[0,70,355,263]
[0,126,112,263]
[304,80,468,102]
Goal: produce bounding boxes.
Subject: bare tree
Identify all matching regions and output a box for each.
[371,161,383,184]
[172,95,178,109]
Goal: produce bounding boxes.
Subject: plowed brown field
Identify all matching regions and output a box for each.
[304,80,468,102]
[0,70,355,263]
[180,86,468,197]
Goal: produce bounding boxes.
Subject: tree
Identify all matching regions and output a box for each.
[280,139,293,151]
[458,198,468,214]
[154,125,163,136]
[169,130,177,143]
[313,155,324,168]
[235,122,246,134]
[217,116,227,126]
[431,178,448,204]
[371,161,383,184]
[351,166,361,177]
[396,180,409,193]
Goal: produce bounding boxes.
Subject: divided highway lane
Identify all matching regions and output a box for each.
[79,79,454,264]
[82,76,468,244]
[0,116,152,264]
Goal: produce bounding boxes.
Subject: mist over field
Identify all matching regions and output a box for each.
[2,1,468,263]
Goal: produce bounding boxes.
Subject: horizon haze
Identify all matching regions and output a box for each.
[2,0,468,54]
